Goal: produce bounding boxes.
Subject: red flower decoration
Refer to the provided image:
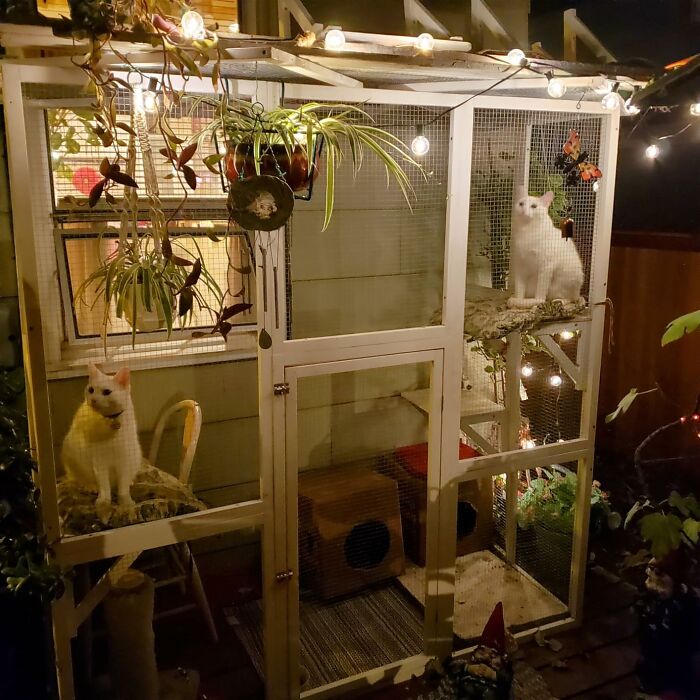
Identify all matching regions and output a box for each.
[72,167,102,196]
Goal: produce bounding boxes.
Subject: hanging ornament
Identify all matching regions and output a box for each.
[560,217,575,239]
[227,175,294,231]
[555,129,603,187]
[72,166,102,196]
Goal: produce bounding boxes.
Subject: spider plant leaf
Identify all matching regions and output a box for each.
[181,258,202,289]
[322,145,335,231]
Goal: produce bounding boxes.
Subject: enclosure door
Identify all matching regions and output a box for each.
[280,351,443,698]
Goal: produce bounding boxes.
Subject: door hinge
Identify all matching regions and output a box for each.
[275,569,294,582]
[273,382,290,396]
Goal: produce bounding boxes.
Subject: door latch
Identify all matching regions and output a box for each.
[273,382,290,396]
[275,569,294,582]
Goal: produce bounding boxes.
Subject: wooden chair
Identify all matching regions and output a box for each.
[145,400,219,642]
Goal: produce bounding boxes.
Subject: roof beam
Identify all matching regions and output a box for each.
[269,47,363,87]
[403,0,451,37]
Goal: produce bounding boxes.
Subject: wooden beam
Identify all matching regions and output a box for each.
[563,9,617,64]
[269,47,363,87]
[403,0,451,38]
[471,0,519,51]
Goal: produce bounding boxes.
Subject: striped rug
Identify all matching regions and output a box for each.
[225,584,423,690]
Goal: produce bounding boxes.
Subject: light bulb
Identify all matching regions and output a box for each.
[690,103,700,117]
[624,98,640,116]
[547,78,566,98]
[181,10,205,40]
[505,48,526,66]
[549,374,563,387]
[594,79,613,95]
[592,181,600,192]
[229,21,240,33]
[411,126,430,157]
[560,330,574,340]
[51,150,60,160]
[523,439,536,449]
[324,29,346,51]
[601,92,619,110]
[645,144,660,159]
[415,32,435,52]
[142,91,158,113]
[521,363,534,378]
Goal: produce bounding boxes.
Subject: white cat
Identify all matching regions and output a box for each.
[507,190,584,309]
[62,364,142,523]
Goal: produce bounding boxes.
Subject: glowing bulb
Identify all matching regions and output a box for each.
[547,78,566,98]
[324,29,346,51]
[229,21,240,33]
[521,364,534,378]
[624,98,640,116]
[690,103,700,117]
[601,92,619,110]
[592,181,600,192]
[142,91,158,113]
[411,126,430,157]
[51,150,60,160]
[523,439,536,449]
[645,144,660,160]
[181,10,205,40]
[594,79,613,95]
[549,374,563,387]
[560,330,574,340]
[415,32,435,52]
[505,48,526,66]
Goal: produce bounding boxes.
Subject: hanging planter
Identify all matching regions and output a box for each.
[196,99,420,230]
[224,142,321,193]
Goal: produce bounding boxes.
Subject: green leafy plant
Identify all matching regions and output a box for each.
[661,310,700,346]
[626,492,700,560]
[74,230,250,346]
[0,371,65,601]
[194,98,421,231]
[518,465,621,533]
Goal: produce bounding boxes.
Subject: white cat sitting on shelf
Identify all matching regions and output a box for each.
[62,364,142,523]
[507,190,584,309]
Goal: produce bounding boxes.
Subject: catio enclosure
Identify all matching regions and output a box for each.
[3,58,619,700]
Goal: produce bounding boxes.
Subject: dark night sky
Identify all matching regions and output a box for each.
[304,0,700,232]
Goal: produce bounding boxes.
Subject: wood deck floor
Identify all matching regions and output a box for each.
[355,565,642,700]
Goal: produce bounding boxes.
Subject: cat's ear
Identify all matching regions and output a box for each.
[88,362,100,382]
[540,191,554,208]
[114,367,131,387]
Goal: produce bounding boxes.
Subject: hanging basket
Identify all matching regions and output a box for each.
[223,140,322,196]
[121,283,174,333]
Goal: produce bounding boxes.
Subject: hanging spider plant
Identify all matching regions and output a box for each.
[74,231,225,347]
[195,98,422,230]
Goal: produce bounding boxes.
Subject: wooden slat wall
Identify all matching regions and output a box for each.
[596,231,700,459]
[36,0,238,26]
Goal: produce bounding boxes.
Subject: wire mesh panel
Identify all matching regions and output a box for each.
[284,103,449,340]
[451,471,570,653]
[68,530,265,700]
[48,358,261,537]
[294,362,435,689]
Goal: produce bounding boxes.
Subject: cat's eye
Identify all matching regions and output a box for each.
[530,204,537,209]
[87,386,94,394]
[102,389,112,396]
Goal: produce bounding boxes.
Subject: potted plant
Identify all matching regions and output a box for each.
[518,466,620,587]
[195,98,420,230]
[625,492,700,695]
[74,231,226,345]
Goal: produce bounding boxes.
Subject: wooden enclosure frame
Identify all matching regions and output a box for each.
[2,58,620,700]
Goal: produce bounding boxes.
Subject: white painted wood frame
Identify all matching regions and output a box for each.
[2,59,620,700]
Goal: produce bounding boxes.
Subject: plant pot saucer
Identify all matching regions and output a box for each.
[227,175,294,231]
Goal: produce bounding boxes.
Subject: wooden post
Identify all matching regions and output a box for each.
[504,331,522,564]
